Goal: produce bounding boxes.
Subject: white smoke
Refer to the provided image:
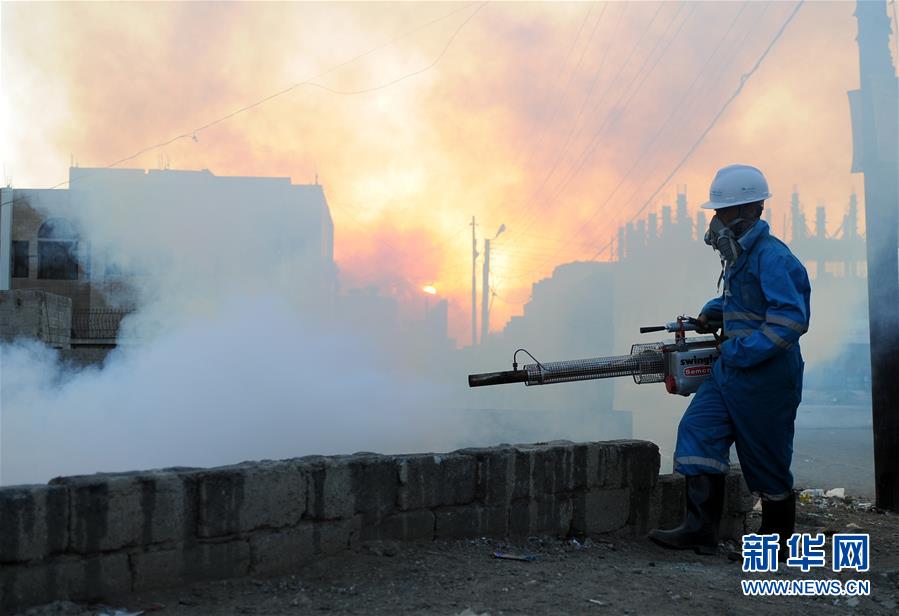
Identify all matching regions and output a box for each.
[0,175,468,486]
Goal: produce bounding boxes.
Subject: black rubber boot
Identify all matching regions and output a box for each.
[758,493,796,558]
[648,474,726,555]
[728,492,796,562]
[758,492,796,536]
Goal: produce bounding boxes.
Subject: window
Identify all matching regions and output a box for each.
[38,218,79,280]
[12,240,29,278]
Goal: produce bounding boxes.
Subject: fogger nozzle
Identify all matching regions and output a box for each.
[468,370,529,387]
[467,345,666,388]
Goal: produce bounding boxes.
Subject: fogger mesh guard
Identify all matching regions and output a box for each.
[629,342,666,383]
[523,343,665,386]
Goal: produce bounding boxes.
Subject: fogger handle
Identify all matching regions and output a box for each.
[468,369,530,387]
[639,319,724,334]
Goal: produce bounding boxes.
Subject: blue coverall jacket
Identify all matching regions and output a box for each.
[674,220,811,497]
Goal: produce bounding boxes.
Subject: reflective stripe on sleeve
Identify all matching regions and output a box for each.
[724,310,764,321]
[675,456,730,473]
[761,324,792,349]
[723,328,755,338]
[766,313,808,333]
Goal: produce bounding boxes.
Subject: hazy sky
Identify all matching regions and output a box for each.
[3,1,892,343]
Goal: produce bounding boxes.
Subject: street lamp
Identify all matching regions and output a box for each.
[481,224,505,342]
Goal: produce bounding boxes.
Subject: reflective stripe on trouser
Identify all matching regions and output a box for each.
[673,350,802,495]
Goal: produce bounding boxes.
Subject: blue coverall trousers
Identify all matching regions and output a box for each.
[673,346,804,498]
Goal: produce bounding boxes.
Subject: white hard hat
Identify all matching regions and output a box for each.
[700,164,771,210]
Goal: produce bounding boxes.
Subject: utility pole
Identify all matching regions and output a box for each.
[850,0,899,512]
[470,216,478,347]
[480,224,505,344]
[481,238,490,343]
[0,188,13,291]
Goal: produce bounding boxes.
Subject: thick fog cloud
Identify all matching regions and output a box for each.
[2,1,879,339]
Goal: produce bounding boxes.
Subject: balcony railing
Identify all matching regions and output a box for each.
[71,309,131,340]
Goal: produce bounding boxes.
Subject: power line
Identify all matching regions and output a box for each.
[4,2,488,201]
[506,1,660,237]
[506,4,769,277]
[587,0,805,260]
[548,1,754,258]
[512,1,692,240]
[509,2,600,180]
[298,3,487,97]
[484,3,614,226]
[505,0,802,284]
[580,0,766,252]
[519,2,770,267]
[509,1,625,226]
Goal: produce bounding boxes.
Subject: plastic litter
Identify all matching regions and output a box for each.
[799,488,824,503]
[493,551,537,562]
[825,488,845,498]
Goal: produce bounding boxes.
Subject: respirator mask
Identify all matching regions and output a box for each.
[704,215,747,264]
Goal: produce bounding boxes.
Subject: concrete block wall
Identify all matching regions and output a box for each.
[0,289,72,348]
[651,471,756,539]
[0,440,752,613]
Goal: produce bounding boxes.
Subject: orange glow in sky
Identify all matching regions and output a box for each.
[3,1,892,344]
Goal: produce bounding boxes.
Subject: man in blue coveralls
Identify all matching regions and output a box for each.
[648,164,811,555]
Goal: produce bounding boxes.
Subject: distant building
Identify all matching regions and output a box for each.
[0,167,336,345]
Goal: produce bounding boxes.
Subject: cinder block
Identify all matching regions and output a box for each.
[719,513,746,541]
[396,454,441,510]
[511,446,538,500]
[510,441,588,499]
[434,505,507,539]
[347,454,398,525]
[306,457,355,521]
[570,442,593,492]
[0,553,131,614]
[616,440,661,490]
[528,442,576,496]
[131,540,251,591]
[440,454,478,505]
[537,496,573,536]
[548,441,579,492]
[725,472,756,514]
[627,484,656,534]
[650,471,753,537]
[0,484,68,563]
[396,453,476,510]
[651,473,685,530]
[371,510,435,542]
[314,515,362,555]
[249,525,316,576]
[591,442,625,488]
[53,471,186,553]
[509,496,572,537]
[571,488,631,535]
[461,446,515,506]
[194,460,306,536]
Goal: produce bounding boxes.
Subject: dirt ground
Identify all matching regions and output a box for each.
[21,496,899,616]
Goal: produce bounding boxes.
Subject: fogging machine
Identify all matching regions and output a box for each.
[468,316,722,396]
